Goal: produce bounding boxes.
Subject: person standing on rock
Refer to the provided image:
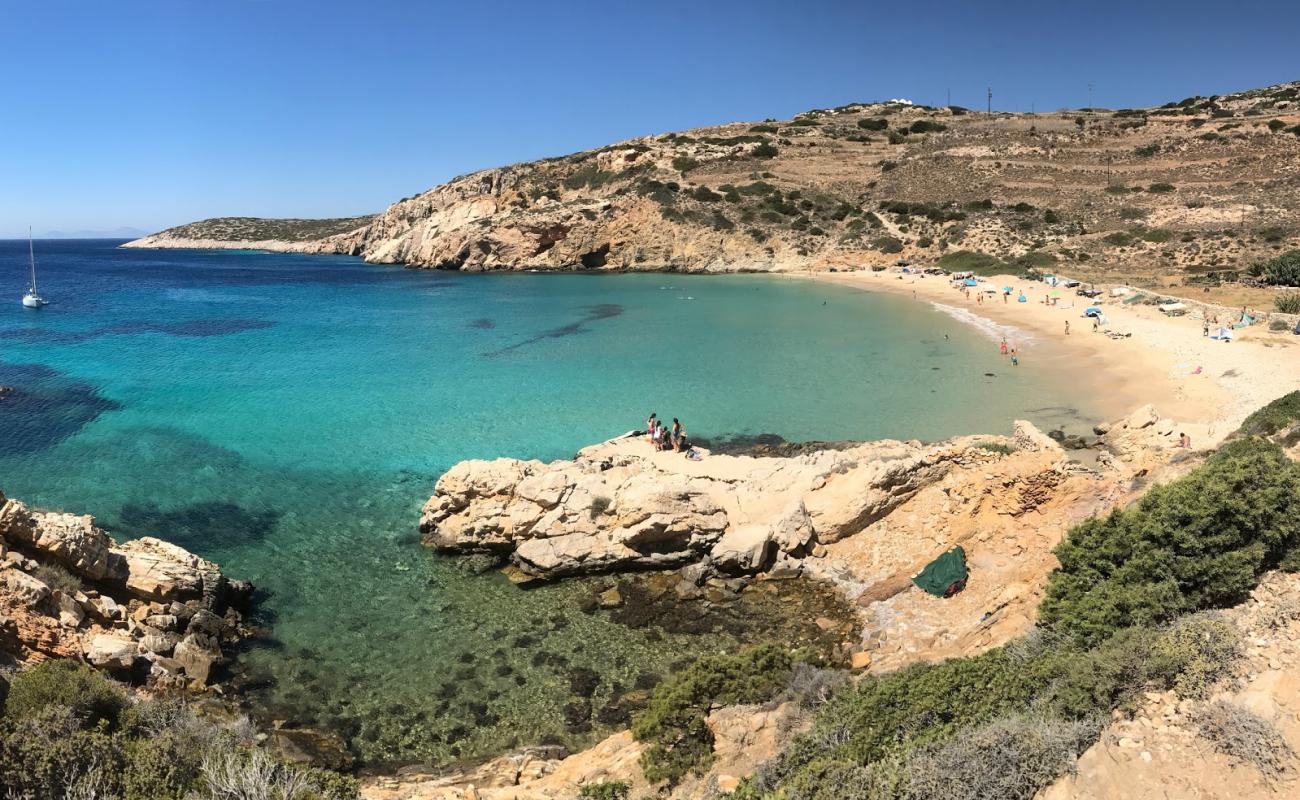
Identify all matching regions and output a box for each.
[671,418,682,448]
[646,412,657,444]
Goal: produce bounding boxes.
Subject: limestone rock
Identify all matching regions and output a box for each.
[86,633,139,671]
[114,537,217,602]
[0,501,118,581]
[5,568,52,608]
[173,632,222,685]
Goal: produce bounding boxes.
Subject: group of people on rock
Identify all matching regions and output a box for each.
[645,412,692,454]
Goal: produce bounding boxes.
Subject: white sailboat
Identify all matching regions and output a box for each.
[22,228,47,308]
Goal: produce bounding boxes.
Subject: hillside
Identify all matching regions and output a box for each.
[127,81,1300,303]
[123,215,375,250]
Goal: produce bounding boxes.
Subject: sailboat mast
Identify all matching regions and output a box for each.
[28,226,37,293]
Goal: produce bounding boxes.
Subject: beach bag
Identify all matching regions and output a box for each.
[912,546,969,598]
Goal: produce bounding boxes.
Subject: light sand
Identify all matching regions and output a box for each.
[801,269,1299,446]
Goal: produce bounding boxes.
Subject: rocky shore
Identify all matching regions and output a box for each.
[0,490,251,689]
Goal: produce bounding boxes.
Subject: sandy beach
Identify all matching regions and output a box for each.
[804,269,1299,446]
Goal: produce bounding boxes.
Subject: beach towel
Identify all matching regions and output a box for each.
[912,546,969,598]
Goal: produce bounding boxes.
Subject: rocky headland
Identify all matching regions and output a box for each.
[384,402,1231,799]
[125,81,1300,314]
[0,490,251,689]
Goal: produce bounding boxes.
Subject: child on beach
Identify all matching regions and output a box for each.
[999,339,1008,355]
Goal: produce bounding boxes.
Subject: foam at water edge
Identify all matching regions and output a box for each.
[931,302,1035,346]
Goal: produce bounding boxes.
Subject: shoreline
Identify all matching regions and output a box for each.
[802,268,1300,447]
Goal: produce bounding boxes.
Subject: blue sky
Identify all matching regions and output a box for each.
[1,0,1295,237]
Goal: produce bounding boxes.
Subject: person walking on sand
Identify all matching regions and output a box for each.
[1093,316,1100,332]
[1065,320,1070,336]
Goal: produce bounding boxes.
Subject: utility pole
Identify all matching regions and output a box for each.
[987,87,992,114]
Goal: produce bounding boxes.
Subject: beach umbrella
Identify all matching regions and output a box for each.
[963,278,978,286]
[1086,307,1102,316]
[1002,286,1014,293]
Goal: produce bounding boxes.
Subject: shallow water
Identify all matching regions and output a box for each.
[0,241,1103,766]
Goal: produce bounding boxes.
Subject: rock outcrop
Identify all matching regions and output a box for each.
[421,429,1050,580]
[0,491,251,689]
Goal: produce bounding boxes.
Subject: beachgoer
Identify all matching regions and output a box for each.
[999,338,1008,355]
[1065,321,1070,336]
[1202,321,1209,337]
[1093,316,1100,332]
[671,418,683,451]
[651,422,663,449]
[1178,432,1191,449]
[1011,354,1019,366]
[646,413,657,443]
[1002,291,1008,304]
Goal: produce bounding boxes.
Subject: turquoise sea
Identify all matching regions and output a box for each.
[0,240,1101,767]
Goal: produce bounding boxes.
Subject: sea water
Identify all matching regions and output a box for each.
[0,240,1099,766]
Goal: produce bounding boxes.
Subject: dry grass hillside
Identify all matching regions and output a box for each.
[130,81,1300,306]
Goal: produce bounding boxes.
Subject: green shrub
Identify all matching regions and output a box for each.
[1134,143,1161,157]
[1118,207,1148,220]
[671,156,699,173]
[937,250,1003,275]
[3,661,128,730]
[1139,228,1174,243]
[1146,612,1241,699]
[1275,293,1300,314]
[975,442,1016,456]
[589,496,611,519]
[857,118,889,131]
[632,645,795,783]
[789,117,820,127]
[965,199,994,211]
[1148,182,1176,193]
[577,780,631,800]
[749,124,778,133]
[751,143,779,159]
[1043,209,1061,224]
[690,186,721,202]
[1104,185,1129,195]
[33,561,83,594]
[1234,391,1300,438]
[873,236,904,254]
[1103,231,1136,247]
[887,130,907,145]
[909,120,947,134]
[1040,437,1300,646]
[1195,701,1295,779]
[1249,250,1300,286]
[1268,119,1286,132]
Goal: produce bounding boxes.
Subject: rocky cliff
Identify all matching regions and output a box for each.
[0,491,251,689]
[128,81,1300,291]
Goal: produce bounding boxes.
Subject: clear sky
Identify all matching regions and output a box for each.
[1,0,1296,237]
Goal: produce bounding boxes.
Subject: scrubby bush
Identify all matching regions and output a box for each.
[857,118,889,131]
[1148,182,1176,193]
[1275,292,1300,314]
[1146,612,1242,699]
[1139,228,1174,243]
[1118,207,1149,221]
[632,644,796,783]
[0,661,357,800]
[1267,119,1286,132]
[1041,437,1300,646]
[1103,231,1136,247]
[909,120,947,134]
[937,250,1003,275]
[1234,391,1300,438]
[900,715,1102,800]
[975,442,1016,456]
[33,561,84,594]
[690,186,721,202]
[873,236,904,254]
[577,781,631,800]
[671,155,698,173]
[1248,250,1300,286]
[1134,143,1161,157]
[751,143,779,159]
[1195,701,1295,779]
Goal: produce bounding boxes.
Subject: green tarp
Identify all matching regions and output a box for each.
[912,545,969,598]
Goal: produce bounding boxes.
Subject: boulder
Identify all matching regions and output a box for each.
[173,632,222,685]
[53,591,86,628]
[0,502,118,581]
[4,568,52,608]
[709,526,774,574]
[86,633,139,671]
[114,537,215,602]
[1121,404,1159,430]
